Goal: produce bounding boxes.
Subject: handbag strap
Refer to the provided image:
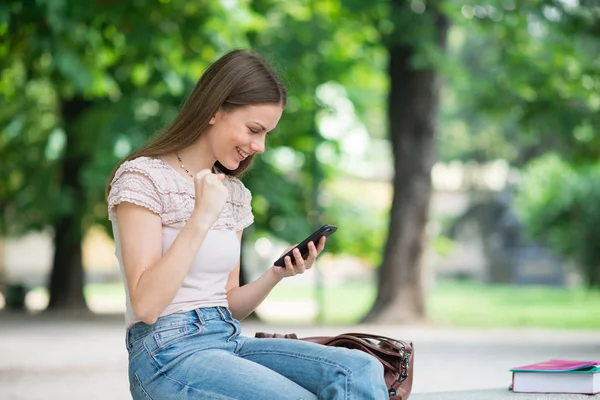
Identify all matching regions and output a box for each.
[342,332,413,349]
[300,335,401,371]
[332,334,411,357]
[257,332,412,360]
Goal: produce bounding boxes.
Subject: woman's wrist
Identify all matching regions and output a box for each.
[267,267,284,284]
[188,211,214,232]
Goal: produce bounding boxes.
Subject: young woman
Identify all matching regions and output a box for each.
[106,50,387,399]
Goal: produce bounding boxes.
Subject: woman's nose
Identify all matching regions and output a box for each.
[250,136,265,154]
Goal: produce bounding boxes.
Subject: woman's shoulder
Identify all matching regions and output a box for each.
[107,157,171,221]
[222,175,252,205]
[114,156,169,180]
[108,156,193,224]
[113,156,187,191]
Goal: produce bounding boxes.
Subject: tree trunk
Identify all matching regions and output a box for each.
[585,259,600,288]
[46,98,91,312]
[363,1,449,323]
[47,212,87,310]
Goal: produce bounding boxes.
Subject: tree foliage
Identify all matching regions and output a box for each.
[1,0,252,234]
[5,0,599,314]
[515,154,600,286]
[1,0,270,309]
[439,0,600,165]
[0,0,391,309]
[435,1,600,284]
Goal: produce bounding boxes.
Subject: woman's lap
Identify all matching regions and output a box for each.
[127,307,386,399]
[239,336,387,399]
[132,347,316,400]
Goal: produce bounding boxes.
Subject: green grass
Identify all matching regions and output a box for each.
[427,281,600,329]
[263,282,377,325]
[264,281,600,328]
[84,282,126,299]
[22,281,600,329]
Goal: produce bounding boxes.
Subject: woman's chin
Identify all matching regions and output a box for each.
[221,159,241,171]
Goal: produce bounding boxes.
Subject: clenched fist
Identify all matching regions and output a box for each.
[192,169,228,226]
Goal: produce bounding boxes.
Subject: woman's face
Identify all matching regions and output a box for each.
[205,104,283,171]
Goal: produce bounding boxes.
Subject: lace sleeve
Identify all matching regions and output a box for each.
[227,177,254,231]
[107,170,162,221]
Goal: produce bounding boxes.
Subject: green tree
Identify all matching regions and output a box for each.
[515,155,600,286]
[443,0,600,165]
[2,0,455,323]
[437,1,600,284]
[245,0,389,261]
[359,0,450,322]
[248,0,452,323]
[1,0,381,311]
[0,0,260,310]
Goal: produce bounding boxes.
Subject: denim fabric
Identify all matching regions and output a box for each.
[126,307,388,400]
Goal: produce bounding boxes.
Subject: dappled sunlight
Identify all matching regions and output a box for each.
[256,298,320,323]
[85,282,126,314]
[88,297,126,314]
[0,284,127,314]
[25,288,48,312]
[258,267,377,325]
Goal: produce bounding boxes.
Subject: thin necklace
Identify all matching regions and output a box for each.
[175,152,195,179]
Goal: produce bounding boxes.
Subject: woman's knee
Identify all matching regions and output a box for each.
[344,350,388,398]
[349,350,385,378]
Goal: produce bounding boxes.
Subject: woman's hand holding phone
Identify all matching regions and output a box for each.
[271,236,327,280]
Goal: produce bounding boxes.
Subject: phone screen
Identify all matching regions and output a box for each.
[273,224,337,267]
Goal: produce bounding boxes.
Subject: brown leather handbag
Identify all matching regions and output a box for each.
[255,332,414,399]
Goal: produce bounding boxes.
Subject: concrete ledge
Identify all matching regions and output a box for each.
[411,388,600,399]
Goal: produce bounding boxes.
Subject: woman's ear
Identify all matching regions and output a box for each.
[209,108,223,125]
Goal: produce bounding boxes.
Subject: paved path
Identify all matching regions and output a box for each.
[1,312,599,399]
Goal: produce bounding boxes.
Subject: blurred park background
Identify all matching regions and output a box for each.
[1,0,600,332]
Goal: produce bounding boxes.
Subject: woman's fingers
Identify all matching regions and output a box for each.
[276,236,328,278]
[284,255,296,275]
[292,248,306,273]
[308,241,318,258]
[317,236,326,253]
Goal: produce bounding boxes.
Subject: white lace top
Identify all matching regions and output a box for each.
[107,156,254,327]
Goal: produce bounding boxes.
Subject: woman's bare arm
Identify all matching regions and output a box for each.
[226,231,325,320]
[115,170,228,324]
[116,203,212,324]
[225,230,282,320]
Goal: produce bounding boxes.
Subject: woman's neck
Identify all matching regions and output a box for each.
[175,140,215,175]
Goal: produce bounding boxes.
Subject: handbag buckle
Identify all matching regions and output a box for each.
[395,350,410,385]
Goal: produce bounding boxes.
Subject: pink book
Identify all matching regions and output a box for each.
[511,360,600,373]
[511,360,600,394]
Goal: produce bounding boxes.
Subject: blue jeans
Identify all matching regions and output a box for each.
[126,307,388,399]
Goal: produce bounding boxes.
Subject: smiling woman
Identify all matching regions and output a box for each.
[104,50,388,400]
[181,103,283,172]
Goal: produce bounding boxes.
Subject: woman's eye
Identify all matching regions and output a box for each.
[249,128,259,134]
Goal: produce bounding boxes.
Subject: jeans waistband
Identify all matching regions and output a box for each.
[126,306,232,348]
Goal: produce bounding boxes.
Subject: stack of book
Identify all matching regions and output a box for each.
[511,360,600,395]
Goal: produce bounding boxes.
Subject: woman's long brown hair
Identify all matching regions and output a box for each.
[105,49,287,198]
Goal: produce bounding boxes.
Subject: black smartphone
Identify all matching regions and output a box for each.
[273,224,338,267]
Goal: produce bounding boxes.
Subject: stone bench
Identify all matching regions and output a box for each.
[411,388,600,399]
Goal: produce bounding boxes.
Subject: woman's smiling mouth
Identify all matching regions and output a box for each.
[236,147,250,160]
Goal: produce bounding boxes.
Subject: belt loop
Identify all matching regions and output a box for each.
[222,306,234,320]
[194,308,205,326]
[216,306,227,320]
[125,329,131,351]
